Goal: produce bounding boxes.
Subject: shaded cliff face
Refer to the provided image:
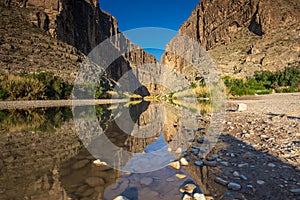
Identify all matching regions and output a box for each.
[0,0,158,94]
[162,0,300,78]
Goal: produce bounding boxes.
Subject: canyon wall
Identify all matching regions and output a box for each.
[0,0,159,94]
[162,0,300,78]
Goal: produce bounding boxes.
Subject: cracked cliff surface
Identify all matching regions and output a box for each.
[162,0,300,78]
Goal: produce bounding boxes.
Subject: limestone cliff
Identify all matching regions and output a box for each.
[0,0,158,94]
[162,0,300,78]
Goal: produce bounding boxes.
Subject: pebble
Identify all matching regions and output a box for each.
[267,163,276,168]
[176,174,187,179]
[194,193,206,200]
[197,137,204,144]
[290,188,300,194]
[113,196,130,200]
[93,159,108,166]
[215,177,229,186]
[197,153,204,159]
[203,160,217,167]
[140,177,153,186]
[230,153,235,157]
[238,163,248,168]
[180,158,189,166]
[179,183,197,194]
[168,161,181,170]
[240,175,248,181]
[176,148,184,154]
[183,151,190,157]
[182,194,193,200]
[220,161,229,166]
[85,177,105,187]
[194,161,204,167]
[72,159,89,169]
[228,182,242,191]
[233,171,240,177]
[257,180,265,185]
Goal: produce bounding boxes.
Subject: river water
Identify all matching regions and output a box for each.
[0,100,220,200]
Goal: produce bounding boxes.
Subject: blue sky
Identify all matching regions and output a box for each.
[100,0,199,61]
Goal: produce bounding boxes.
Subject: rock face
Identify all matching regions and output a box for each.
[0,0,158,94]
[162,0,300,78]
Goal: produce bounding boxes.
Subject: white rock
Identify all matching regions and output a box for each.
[182,194,193,200]
[194,193,206,200]
[180,158,189,166]
[168,161,181,170]
[257,180,265,185]
[93,159,108,166]
[140,177,153,186]
[267,163,276,168]
[233,171,240,177]
[176,147,183,154]
[228,182,242,191]
[113,196,130,200]
[236,103,247,112]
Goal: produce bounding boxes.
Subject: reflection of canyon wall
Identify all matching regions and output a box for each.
[0,121,81,200]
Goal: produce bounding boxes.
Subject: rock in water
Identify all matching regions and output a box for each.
[113,196,130,200]
[215,177,229,186]
[236,103,247,112]
[140,177,153,186]
[168,161,181,170]
[194,193,206,200]
[180,158,189,166]
[182,194,193,200]
[93,159,108,166]
[176,173,187,179]
[179,183,197,194]
[228,182,242,191]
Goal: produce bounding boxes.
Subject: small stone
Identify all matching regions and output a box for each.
[183,151,190,157]
[212,154,219,159]
[257,180,265,185]
[290,188,300,194]
[140,177,153,186]
[72,159,89,169]
[220,161,229,166]
[179,183,197,194]
[113,196,130,200]
[85,177,105,187]
[168,161,181,170]
[228,182,242,191]
[197,153,204,159]
[236,103,247,111]
[176,174,187,179]
[180,158,189,166]
[203,160,217,167]
[193,193,206,200]
[240,175,248,181]
[176,148,184,154]
[230,153,235,157]
[93,159,108,166]
[182,194,193,200]
[168,147,172,152]
[197,137,204,144]
[238,163,249,168]
[233,171,240,177]
[215,177,229,186]
[267,163,276,168]
[194,161,204,167]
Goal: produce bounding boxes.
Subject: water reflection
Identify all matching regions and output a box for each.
[0,100,215,199]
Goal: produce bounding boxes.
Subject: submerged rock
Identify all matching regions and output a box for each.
[179,183,197,194]
[228,182,242,191]
[168,161,181,170]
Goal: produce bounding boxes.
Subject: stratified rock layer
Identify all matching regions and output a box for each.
[162,0,300,78]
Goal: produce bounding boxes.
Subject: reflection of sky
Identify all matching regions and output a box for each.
[122,134,175,172]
